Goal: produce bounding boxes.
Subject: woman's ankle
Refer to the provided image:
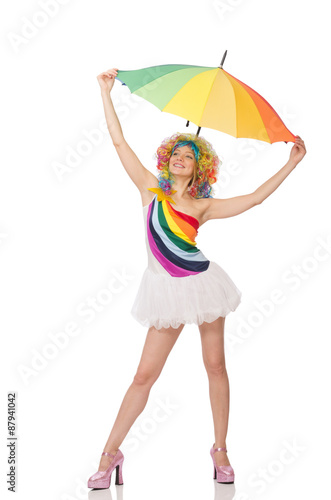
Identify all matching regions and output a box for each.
[103,448,119,455]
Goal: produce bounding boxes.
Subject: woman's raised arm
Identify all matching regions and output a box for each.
[203,136,306,221]
[97,68,157,193]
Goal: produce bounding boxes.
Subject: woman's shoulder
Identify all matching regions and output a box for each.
[193,196,213,224]
[175,194,210,227]
[191,194,214,210]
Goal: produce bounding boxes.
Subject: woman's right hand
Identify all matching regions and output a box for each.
[96,68,119,93]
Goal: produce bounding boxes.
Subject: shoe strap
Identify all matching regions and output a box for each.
[102,451,116,458]
[213,446,227,453]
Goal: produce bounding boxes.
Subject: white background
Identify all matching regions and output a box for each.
[1,0,330,499]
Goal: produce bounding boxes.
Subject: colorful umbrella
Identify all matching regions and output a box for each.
[115,51,296,144]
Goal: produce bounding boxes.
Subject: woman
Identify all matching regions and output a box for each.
[88,68,306,489]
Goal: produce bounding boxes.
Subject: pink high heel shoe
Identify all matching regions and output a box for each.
[87,449,124,489]
[210,444,235,484]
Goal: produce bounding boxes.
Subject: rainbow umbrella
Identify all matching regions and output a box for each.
[115,51,296,144]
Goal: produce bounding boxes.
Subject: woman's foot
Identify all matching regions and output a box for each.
[98,449,118,471]
[213,446,231,467]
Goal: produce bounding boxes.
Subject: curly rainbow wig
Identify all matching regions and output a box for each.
[154,132,221,198]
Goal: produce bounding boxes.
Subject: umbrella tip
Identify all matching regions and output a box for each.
[219,50,228,69]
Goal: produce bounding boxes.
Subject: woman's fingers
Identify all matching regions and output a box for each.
[293,136,307,157]
[98,69,118,80]
[105,70,118,79]
[294,136,305,149]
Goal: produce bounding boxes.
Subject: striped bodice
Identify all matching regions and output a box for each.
[145,194,210,277]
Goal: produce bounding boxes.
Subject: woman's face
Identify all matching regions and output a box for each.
[168,145,197,180]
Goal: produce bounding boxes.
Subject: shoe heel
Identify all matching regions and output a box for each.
[115,460,124,485]
[213,466,216,480]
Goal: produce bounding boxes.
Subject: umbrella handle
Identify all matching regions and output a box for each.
[186,120,201,137]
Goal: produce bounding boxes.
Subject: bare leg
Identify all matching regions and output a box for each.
[199,316,231,467]
[98,323,184,471]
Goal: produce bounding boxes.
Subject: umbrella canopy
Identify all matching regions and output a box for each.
[115,53,296,144]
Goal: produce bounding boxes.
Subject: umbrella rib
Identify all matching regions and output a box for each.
[223,70,271,142]
[225,70,289,142]
[231,77,238,137]
[251,87,293,140]
[198,69,220,126]
[199,69,239,136]
[190,68,217,127]
[240,86,272,142]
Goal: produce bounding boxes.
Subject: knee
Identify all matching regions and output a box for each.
[204,359,227,377]
[132,368,158,388]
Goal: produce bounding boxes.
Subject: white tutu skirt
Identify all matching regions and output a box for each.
[131,261,242,330]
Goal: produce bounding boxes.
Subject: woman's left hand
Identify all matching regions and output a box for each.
[289,136,306,166]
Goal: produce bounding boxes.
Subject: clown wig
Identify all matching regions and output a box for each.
[154,132,221,198]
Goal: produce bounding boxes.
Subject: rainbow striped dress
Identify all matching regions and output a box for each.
[131,188,242,330]
[145,191,210,277]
